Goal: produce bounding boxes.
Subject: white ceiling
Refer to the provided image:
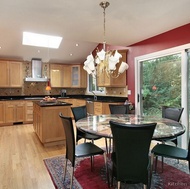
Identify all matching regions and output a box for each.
[0,0,190,64]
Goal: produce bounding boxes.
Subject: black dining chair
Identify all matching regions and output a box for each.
[59,112,109,189]
[108,104,130,155]
[160,106,184,146]
[109,104,130,114]
[110,120,157,189]
[154,106,184,170]
[151,139,190,173]
[71,105,102,144]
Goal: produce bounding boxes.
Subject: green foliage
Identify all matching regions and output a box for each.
[142,54,181,116]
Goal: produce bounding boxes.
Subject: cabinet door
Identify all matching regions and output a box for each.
[0,102,5,124]
[75,99,86,107]
[94,102,103,115]
[9,61,23,87]
[5,101,15,123]
[25,101,33,122]
[109,50,127,87]
[5,101,25,123]
[59,98,74,117]
[50,64,63,87]
[62,65,71,87]
[97,50,127,87]
[71,65,87,88]
[0,61,9,87]
[16,101,25,122]
[71,66,79,87]
[80,66,87,88]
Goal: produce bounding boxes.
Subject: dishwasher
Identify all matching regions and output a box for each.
[86,101,94,115]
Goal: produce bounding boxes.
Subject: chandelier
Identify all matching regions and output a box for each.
[83,1,129,78]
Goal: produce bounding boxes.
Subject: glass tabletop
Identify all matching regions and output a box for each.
[75,114,186,140]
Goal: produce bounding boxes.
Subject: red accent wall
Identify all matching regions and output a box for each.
[127,23,190,104]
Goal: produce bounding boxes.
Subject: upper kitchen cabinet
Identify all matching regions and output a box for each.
[0,60,23,87]
[50,64,63,87]
[50,64,71,88]
[97,50,127,87]
[71,65,87,88]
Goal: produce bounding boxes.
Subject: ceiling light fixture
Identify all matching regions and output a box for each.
[83,1,129,78]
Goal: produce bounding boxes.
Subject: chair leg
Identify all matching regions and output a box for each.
[70,166,74,189]
[90,155,94,171]
[111,161,114,187]
[103,152,110,188]
[154,156,158,173]
[117,181,121,189]
[108,138,112,155]
[105,138,108,155]
[149,153,154,188]
[161,156,164,172]
[105,138,113,159]
[63,159,68,181]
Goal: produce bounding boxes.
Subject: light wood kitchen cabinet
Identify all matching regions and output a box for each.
[97,50,127,87]
[50,64,63,87]
[5,101,25,123]
[59,98,86,117]
[74,99,86,107]
[59,98,74,117]
[50,64,72,88]
[33,102,71,146]
[0,60,23,87]
[71,65,87,88]
[94,102,103,115]
[62,65,71,87]
[94,101,123,115]
[0,101,5,124]
[25,101,33,122]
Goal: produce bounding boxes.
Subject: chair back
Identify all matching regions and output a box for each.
[109,104,129,114]
[110,120,156,185]
[162,106,184,122]
[59,112,75,166]
[71,105,87,122]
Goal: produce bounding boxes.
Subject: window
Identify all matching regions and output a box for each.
[87,75,105,94]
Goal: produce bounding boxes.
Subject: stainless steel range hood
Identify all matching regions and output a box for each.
[24,58,49,82]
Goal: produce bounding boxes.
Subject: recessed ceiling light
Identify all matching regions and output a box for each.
[76,44,79,47]
[22,32,62,49]
[70,53,73,56]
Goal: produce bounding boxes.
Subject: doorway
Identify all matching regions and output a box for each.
[135,44,190,148]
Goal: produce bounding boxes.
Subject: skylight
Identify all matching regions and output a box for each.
[22,32,62,49]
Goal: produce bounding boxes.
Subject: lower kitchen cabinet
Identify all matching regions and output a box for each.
[94,102,124,115]
[25,101,33,122]
[5,101,25,124]
[33,102,71,146]
[59,98,86,117]
[0,101,5,124]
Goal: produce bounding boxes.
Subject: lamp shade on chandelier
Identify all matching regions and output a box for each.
[83,1,129,78]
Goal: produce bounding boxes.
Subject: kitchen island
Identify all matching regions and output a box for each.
[33,100,72,146]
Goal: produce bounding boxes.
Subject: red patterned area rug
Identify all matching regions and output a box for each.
[44,155,190,189]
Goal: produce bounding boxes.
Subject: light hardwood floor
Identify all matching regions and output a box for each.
[0,123,157,189]
[0,123,107,189]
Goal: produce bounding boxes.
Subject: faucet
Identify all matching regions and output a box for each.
[91,91,97,101]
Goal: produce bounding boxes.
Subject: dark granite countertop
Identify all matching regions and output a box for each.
[33,101,72,107]
[0,94,127,103]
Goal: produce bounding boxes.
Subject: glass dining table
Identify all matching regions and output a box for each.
[75,114,186,140]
